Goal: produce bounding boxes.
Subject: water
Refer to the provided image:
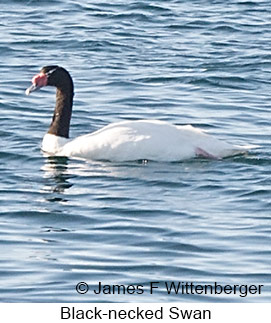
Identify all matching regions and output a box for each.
[0,0,270,302]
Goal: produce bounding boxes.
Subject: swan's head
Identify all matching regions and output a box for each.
[25,66,72,95]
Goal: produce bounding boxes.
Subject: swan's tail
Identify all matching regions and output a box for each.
[196,144,258,159]
[221,144,259,158]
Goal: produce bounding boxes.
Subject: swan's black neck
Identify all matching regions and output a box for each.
[47,68,74,138]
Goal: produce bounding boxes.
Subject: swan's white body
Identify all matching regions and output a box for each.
[42,120,249,162]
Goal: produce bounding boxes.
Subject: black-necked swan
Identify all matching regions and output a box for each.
[26,65,251,162]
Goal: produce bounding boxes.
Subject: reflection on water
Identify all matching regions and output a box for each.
[41,156,73,198]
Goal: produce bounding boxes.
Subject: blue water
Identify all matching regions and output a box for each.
[0,0,270,302]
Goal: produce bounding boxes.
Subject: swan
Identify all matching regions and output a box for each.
[26,66,252,162]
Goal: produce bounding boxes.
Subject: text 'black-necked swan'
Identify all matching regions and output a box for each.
[26,66,253,162]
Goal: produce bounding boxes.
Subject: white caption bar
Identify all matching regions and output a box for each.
[0,303,269,322]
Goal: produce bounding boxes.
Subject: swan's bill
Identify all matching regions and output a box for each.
[25,84,41,95]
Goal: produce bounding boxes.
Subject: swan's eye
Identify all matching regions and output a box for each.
[46,68,58,76]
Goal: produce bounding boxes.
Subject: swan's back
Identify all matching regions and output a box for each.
[56,120,245,162]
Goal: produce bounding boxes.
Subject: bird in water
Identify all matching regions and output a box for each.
[26,66,252,162]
